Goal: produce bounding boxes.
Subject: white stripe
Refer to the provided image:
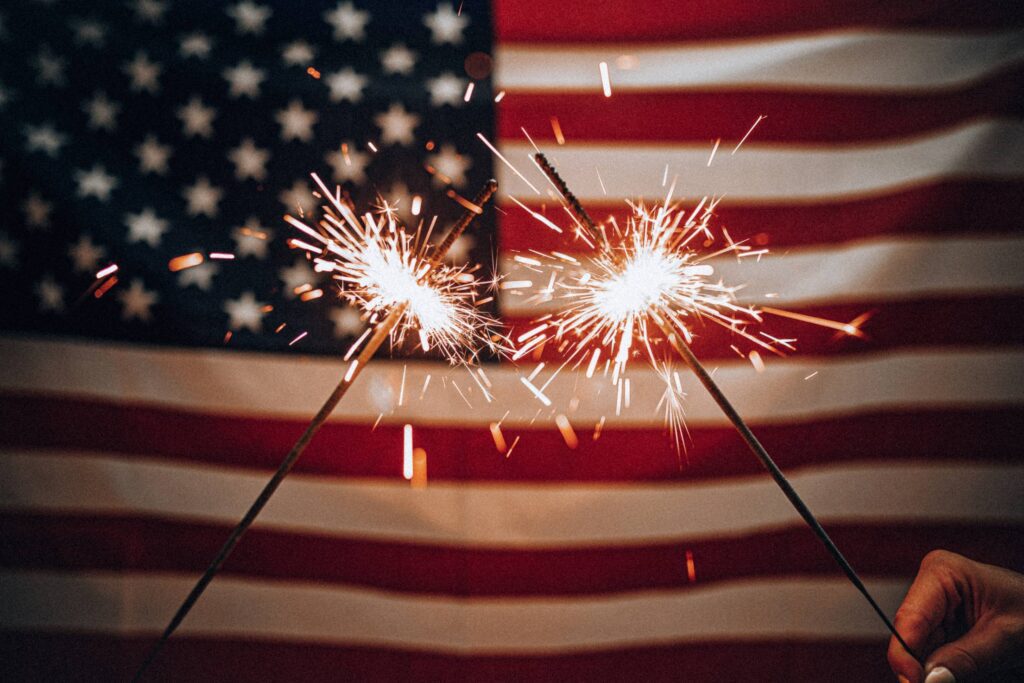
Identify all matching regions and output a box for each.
[496,120,1024,200]
[0,570,912,650]
[1,336,1021,426]
[2,453,1021,546]
[499,236,1024,313]
[496,31,1024,91]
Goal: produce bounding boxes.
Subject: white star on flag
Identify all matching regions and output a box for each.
[183,178,223,218]
[380,44,417,75]
[178,260,219,290]
[123,52,161,94]
[177,96,216,138]
[125,208,168,247]
[233,218,271,259]
[325,144,369,183]
[278,260,318,298]
[324,1,369,42]
[428,144,471,187]
[227,1,272,35]
[374,102,419,146]
[24,124,66,157]
[330,306,365,338]
[0,233,18,268]
[135,135,172,175]
[118,279,158,322]
[75,165,118,201]
[282,41,315,66]
[275,100,318,142]
[224,291,266,332]
[23,194,52,229]
[424,2,468,45]
[83,92,120,131]
[325,67,367,104]
[35,276,65,313]
[426,72,467,107]
[179,33,213,59]
[229,138,270,181]
[223,61,265,99]
[68,235,107,273]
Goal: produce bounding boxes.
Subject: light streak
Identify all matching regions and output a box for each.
[550,116,565,145]
[169,253,205,271]
[489,422,508,453]
[95,264,118,279]
[555,414,578,449]
[411,447,428,488]
[599,61,612,97]
[732,115,765,154]
[477,132,540,194]
[464,81,475,102]
[403,424,414,480]
[707,138,721,167]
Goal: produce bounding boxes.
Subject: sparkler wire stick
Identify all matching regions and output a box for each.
[133,179,498,681]
[532,153,920,663]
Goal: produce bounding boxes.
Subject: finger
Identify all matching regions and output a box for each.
[889,553,960,681]
[925,619,1016,683]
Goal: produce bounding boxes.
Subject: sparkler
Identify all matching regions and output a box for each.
[529,153,920,663]
[133,178,499,681]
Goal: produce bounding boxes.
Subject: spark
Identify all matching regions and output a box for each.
[403,424,414,480]
[411,447,428,488]
[494,90,506,102]
[94,275,118,298]
[489,422,508,453]
[707,138,721,167]
[732,115,765,154]
[160,252,205,270]
[599,61,612,97]
[550,116,566,145]
[464,81,475,102]
[555,414,579,449]
[289,331,308,346]
[284,175,504,364]
[210,252,235,260]
[477,132,540,194]
[515,156,865,450]
[685,550,697,582]
[95,263,118,279]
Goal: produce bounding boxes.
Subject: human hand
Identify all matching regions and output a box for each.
[888,550,1024,682]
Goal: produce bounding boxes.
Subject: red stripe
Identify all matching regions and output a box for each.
[1,395,1020,482]
[504,296,1024,361]
[498,70,1024,143]
[3,514,1021,597]
[495,0,1024,43]
[496,181,1024,253]
[0,632,908,683]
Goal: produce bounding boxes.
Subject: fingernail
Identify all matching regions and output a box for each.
[925,667,955,683]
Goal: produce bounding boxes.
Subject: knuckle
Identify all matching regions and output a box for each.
[921,549,955,569]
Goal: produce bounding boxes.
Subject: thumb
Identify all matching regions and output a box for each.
[924,619,1014,682]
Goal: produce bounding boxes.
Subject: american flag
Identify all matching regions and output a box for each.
[1,1,1022,681]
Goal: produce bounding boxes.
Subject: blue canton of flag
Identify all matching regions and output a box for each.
[0,0,496,354]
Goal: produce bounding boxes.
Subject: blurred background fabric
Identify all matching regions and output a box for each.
[1,1,1022,681]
